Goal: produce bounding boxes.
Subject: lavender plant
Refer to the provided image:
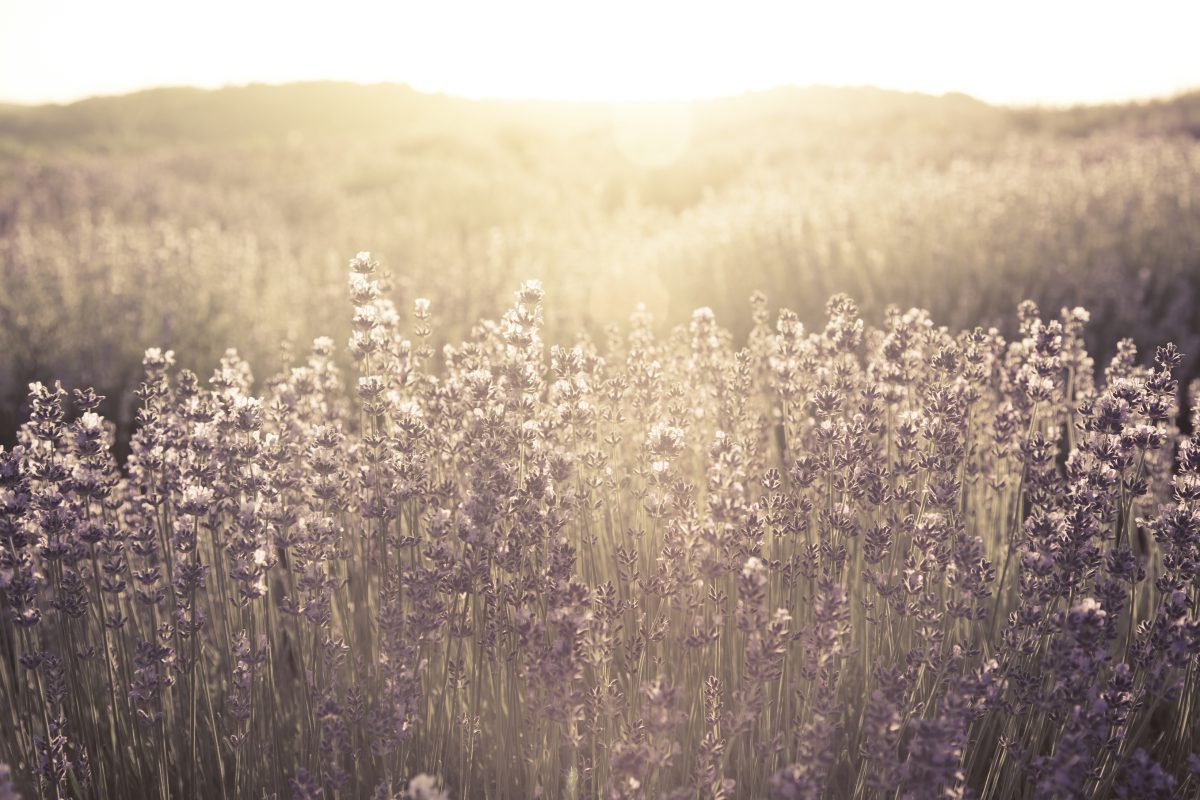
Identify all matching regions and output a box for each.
[1,253,1198,799]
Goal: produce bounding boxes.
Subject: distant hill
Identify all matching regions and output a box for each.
[0,82,1021,150]
[0,82,631,149]
[1,81,1197,148]
[1,81,1196,169]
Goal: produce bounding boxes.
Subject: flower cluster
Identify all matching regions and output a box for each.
[1,254,1198,799]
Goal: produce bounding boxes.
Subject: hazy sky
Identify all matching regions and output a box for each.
[2,0,1197,106]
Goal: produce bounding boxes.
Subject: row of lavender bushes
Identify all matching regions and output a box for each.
[5,134,1200,456]
[2,252,1199,798]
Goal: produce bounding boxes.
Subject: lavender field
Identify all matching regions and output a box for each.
[3,18,1200,789]
[2,242,1199,797]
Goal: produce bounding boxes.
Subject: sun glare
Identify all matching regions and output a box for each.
[1,0,1198,105]
[613,103,693,166]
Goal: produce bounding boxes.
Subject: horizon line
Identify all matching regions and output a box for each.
[3,78,1198,112]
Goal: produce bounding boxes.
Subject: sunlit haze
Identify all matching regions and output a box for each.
[2,0,1198,106]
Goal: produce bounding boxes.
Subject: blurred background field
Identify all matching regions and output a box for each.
[2,82,1200,448]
